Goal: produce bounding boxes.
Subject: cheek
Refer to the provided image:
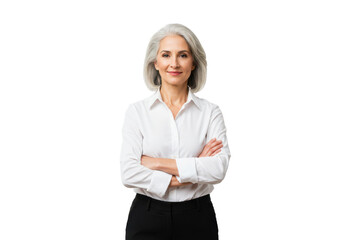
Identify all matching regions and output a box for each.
[157,60,168,69]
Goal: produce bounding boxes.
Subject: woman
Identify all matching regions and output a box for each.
[120,23,231,240]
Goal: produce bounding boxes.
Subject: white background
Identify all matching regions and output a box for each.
[1,0,342,239]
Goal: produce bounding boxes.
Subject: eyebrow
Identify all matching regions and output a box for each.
[160,50,190,54]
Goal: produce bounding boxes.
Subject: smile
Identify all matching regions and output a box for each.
[167,71,182,76]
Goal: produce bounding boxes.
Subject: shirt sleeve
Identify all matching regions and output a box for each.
[175,104,231,184]
[120,104,172,197]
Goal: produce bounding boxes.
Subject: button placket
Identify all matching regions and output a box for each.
[162,101,188,200]
[161,102,179,200]
[170,116,179,200]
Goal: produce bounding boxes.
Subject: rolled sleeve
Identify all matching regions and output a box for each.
[175,157,198,183]
[147,171,173,197]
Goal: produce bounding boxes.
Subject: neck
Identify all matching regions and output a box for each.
[160,82,188,107]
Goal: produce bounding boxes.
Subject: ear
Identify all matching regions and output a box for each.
[154,61,159,71]
[191,63,196,71]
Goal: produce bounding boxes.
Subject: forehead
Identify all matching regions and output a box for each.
[159,34,190,50]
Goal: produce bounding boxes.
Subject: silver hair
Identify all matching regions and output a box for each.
[143,23,207,93]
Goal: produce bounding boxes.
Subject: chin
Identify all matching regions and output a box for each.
[166,78,184,83]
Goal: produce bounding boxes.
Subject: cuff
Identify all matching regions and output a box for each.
[175,157,198,183]
[147,170,172,197]
[176,175,181,182]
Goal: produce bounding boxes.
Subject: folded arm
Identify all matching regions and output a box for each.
[121,103,231,197]
[142,104,231,185]
[120,104,172,197]
[176,104,231,184]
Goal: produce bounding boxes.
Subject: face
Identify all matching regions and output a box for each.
[154,34,195,87]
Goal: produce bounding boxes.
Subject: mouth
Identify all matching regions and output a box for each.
[167,71,182,76]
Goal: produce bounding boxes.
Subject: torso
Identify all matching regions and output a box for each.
[128,91,219,201]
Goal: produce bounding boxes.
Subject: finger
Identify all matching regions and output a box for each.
[206,139,220,149]
[213,143,223,150]
[209,140,222,149]
[211,149,221,156]
[203,139,215,152]
[203,139,221,156]
[209,143,223,154]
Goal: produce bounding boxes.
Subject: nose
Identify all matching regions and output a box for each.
[170,56,180,68]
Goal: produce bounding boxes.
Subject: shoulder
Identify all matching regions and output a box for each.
[124,94,154,115]
[194,95,227,124]
[194,94,222,113]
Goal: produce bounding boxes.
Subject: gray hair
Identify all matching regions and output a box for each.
[143,23,207,93]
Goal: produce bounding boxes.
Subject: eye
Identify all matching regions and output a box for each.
[162,54,169,57]
[180,54,188,58]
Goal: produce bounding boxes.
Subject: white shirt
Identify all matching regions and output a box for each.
[120,86,231,202]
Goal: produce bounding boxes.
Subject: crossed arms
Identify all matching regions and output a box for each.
[120,103,231,198]
[140,138,223,187]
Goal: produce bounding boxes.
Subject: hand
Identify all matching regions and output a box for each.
[198,138,223,157]
[141,155,158,170]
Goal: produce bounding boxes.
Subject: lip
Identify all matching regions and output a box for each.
[167,71,182,76]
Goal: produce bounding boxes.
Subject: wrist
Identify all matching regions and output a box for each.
[158,158,178,176]
[169,176,179,187]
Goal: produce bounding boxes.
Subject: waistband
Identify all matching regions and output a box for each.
[134,193,212,213]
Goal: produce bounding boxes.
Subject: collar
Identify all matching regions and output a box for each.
[147,85,201,110]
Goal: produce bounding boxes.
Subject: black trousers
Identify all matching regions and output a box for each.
[125,193,219,240]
